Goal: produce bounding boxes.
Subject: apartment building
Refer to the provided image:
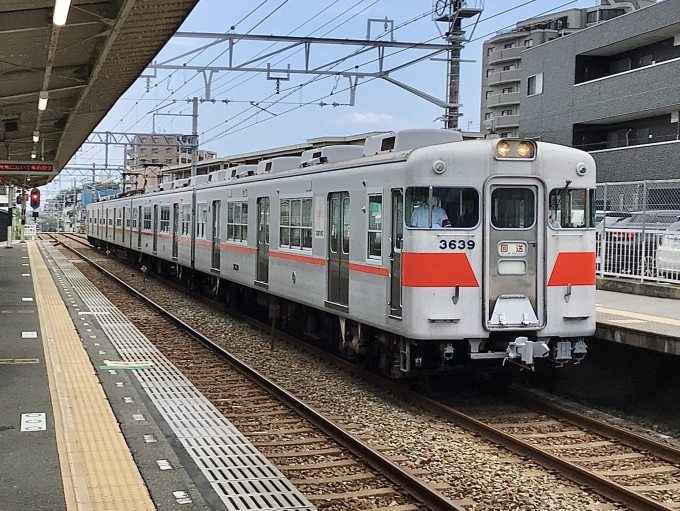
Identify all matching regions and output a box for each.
[519,0,680,182]
[479,0,653,137]
[125,133,216,168]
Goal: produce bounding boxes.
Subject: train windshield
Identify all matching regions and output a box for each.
[548,188,595,229]
[405,187,479,229]
[491,188,535,229]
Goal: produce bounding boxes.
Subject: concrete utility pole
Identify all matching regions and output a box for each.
[435,0,483,129]
[190,97,199,178]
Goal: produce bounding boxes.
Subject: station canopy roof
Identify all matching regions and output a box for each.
[0,0,200,188]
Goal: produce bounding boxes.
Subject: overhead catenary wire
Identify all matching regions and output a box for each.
[201,0,583,145]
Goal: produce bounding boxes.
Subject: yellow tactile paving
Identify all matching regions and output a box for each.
[29,242,156,511]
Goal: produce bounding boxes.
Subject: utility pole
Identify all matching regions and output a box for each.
[435,0,483,129]
[190,97,199,178]
[20,188,26,243]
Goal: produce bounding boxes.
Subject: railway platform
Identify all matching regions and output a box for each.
[596,289,680,357]
[0,240,315,511]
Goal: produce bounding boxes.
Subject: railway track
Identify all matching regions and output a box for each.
[50,234,680,510]
[44,234,462,511]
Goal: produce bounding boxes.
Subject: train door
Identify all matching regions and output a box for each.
[137,206,142,249]
[485,181,544,329]
[327,192,350,308]
[152,205,158,253]
[190,192,197,269]
[172,203,179,259]
[256,197,269,284]
[211,200,221,270]
[105,208,109,239]
[122,207,126,244]
[389,190,403,318]
[113,208,116,241]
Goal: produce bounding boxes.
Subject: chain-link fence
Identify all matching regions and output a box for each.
[596,180,680,283]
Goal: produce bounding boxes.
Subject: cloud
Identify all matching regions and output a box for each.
[347,111,394,125]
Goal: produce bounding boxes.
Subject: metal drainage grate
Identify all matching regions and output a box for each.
[42,243,316,511]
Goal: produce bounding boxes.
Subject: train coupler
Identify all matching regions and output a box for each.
[505,336,549,368]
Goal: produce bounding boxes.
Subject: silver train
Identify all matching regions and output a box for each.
[86,129,597,376]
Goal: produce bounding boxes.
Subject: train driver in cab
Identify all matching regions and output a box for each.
[410,195,450,228]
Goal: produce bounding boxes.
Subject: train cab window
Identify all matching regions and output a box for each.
[181,204,191,236]
[549,188,595,229]
[491,188,535,229]
[280,198,312,249]
[196,203,208,239]
[367,195,382,258]
[227,201,248,242]
[405,187,479,228]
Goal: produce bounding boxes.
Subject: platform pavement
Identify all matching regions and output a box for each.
[596,289,680,356]
[0,241,216,511]
[0,242,65,511]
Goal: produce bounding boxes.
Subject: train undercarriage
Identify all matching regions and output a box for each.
[93,239,587,379]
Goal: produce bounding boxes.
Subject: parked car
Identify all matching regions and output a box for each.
[657,220,680,279]
[603,210,680,276]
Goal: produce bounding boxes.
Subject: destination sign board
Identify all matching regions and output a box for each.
[0,161,57,174]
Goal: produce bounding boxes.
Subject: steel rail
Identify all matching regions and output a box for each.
[49,236,466,511]
[53,234,676,511]
[261,336,677,511]
[510,387,680,465]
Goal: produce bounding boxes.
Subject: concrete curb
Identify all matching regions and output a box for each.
[597,277,680,300]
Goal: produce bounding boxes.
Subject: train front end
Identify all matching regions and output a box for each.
[398,138,597,371]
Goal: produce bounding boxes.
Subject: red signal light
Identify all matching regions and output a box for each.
[30,188,40,209]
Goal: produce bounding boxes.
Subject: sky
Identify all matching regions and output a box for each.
[55,0,600,194]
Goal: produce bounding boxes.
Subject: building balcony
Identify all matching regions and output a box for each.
[487,69,522,86]
[488,47,523,65]
[573,57,680,123]
[494,114,521,128]
[485,92,521,108]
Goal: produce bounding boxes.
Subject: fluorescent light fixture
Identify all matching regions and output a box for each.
[53,0,72,26]
[38,91,48,111]
[32,131,40,143]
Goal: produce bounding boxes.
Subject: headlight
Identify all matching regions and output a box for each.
[517,142,534,158]
[496,141,511,158]
[495,139,536,160]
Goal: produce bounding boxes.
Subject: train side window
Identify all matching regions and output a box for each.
[132,207,138,230]
[196,203,208,239]
[548,188,595,229]
[143,207,152,230]
[160,206,170,233]
[227,201,248,242]
[280,198,312,250]
[405,187,479,228]
[367,195,382,258]
[491,188,535,229]
[181,204,191,236]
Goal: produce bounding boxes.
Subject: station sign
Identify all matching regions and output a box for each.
[0,161,58,175]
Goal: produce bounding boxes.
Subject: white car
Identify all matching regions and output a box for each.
[657,220,680,279]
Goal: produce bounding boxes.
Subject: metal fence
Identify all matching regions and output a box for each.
[596,180,680,283]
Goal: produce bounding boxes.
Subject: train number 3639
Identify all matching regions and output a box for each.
[439,239,476,250]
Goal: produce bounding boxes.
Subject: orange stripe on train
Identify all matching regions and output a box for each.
[402,252,479,288]
[547,252,596,286]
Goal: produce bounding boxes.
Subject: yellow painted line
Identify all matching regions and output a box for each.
[596,306,680,327]
[29,242,155,511]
